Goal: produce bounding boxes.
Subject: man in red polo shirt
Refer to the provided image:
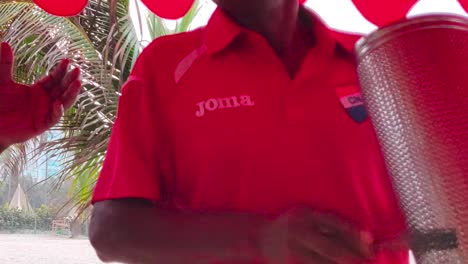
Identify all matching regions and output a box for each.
[0,42,81,154]
[89,0,408,263]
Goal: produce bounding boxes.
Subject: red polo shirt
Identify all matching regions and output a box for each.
[92,7,408,264]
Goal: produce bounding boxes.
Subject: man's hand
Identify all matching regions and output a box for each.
[91,200,379,264]
[0,42,81,150]
[260,206,375,264]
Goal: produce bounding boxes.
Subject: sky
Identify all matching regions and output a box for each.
[23,131,63,180]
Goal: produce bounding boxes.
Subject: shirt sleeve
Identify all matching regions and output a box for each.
[91,73,162,204]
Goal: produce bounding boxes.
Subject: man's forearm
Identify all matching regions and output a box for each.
[90,199,269,264]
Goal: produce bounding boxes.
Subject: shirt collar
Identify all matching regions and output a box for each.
[204,8,243,55]
[203,6,357,56]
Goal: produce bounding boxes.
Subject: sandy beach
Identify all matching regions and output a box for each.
[0,233,106,264]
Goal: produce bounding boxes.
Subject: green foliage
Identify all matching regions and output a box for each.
[0,0,200,217]
[147,0,200,40]
[0,204,54,232]
[0,0,137,216]
[34,204,54,230]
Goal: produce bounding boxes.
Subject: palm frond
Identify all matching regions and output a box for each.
[0,1,118,202]
[0,0,200,218]
[147,0,200,39]
[0,133,48,183]
[176,0,201,33]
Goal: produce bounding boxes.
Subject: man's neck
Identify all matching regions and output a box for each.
[217,0,311,77]
[237,1,299,53]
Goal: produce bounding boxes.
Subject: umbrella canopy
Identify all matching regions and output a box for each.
[33,0,468,27]
[8,184,33,213]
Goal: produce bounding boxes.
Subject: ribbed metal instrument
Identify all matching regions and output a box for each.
[356,15,468,263]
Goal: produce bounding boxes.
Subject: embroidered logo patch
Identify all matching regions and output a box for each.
[336,85,368,123]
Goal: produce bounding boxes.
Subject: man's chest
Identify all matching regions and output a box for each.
[140,43,406,242]
[157,59,386,210]
[164,53,370,159]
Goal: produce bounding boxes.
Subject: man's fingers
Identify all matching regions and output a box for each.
[33,99,63,134]
[47,101,64,129]
[37,59,70,94]
[304,211,374,258]
[374,233,409,253]
[0,42,14,85]
[290,222,364,263]
[61,79,81,110]
[336,225,374,258]
[50,59,70,85]
[61,67,80,92]
[289,239,337,264]
[300,231,364,263]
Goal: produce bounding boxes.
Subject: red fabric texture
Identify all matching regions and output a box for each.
[91,75,162,202]
[351,0,418,26]
[141,0,195,19]
[92,7,408,263]
[137,0,308,19]
[459,0,468,13]
[33,0,87,16]
[33,0,468,24]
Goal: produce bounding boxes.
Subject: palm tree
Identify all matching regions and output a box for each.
[0,0,201,226]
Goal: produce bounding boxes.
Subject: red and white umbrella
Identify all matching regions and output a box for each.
[33,0,468,27]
